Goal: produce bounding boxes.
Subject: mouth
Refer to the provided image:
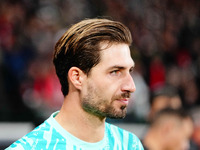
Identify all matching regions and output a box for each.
[117,98,129,105]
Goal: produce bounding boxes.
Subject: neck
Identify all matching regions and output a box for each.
[55,91,106,143]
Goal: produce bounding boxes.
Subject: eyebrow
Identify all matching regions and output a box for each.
[109,65,134,71]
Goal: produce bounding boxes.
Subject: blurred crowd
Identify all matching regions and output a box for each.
[0,0,200,148]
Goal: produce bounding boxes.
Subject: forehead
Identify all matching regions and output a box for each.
[98,42,134,68]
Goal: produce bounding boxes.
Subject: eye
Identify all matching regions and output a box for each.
[110,70,121,76]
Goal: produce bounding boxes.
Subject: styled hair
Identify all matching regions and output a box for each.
[53,18,132,96]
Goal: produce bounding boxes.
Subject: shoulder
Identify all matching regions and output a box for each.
[6,120,53,150]
[105,122,144,150]
[6,111,68,150]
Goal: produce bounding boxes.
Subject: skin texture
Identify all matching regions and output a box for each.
[55,42,136,142]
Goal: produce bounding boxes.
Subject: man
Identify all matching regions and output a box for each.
[148,85,182,121]
[7,18,144,149]
[143,108,194,150]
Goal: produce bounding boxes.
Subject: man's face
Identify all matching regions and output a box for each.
[81,42,136,119]
[165,118,193,150]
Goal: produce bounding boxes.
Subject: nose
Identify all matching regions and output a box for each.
[121,74,136,93]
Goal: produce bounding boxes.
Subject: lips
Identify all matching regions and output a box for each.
[117,98,129,105]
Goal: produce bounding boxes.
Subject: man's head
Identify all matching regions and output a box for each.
[53,18,135,119]
[148,86,182,121]
[53,18,132,96]
[150,108,194,150]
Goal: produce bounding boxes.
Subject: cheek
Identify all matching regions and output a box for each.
[86,75,121,103]
[95,80,119,98]
[171,133,186,149]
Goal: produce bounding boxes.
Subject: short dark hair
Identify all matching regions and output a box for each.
[53,18,132,96]
[150,85,179,105]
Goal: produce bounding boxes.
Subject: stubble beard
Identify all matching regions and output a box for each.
[81,85,129,119]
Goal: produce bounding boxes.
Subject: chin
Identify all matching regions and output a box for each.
[106,108,127,119]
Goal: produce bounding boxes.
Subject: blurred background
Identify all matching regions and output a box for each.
[0,0,200,149]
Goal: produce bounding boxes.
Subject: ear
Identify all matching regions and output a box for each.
[68,67,86,90]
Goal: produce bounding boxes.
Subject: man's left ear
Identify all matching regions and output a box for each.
[68,67,86,90]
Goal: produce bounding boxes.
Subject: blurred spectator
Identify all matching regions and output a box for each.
[143,108,196,150]
[0,0,38,124]
[148,85,182,121]
[22,56,63,119]
[190,107,200,148]
[149,53,166,90]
